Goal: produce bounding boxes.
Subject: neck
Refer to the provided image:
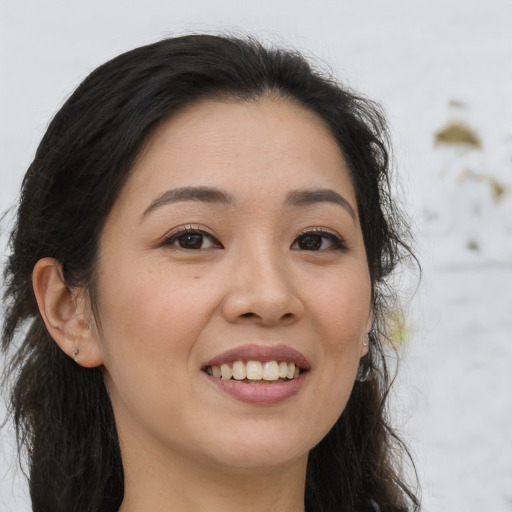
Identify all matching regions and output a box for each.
[119,444,308,512]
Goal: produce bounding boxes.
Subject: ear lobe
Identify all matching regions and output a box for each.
[360,334,370,357]
[360,309,374,358]
[32,257,104,368]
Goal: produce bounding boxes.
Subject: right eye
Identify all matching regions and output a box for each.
[162,228,221,250]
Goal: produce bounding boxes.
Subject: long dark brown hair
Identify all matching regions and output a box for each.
[2,34,420,512]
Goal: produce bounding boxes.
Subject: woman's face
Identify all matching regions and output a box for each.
[92,98,372,472]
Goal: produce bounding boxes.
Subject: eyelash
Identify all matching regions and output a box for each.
[160,226,347,252]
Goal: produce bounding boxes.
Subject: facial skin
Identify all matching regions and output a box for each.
[35,98,373,511]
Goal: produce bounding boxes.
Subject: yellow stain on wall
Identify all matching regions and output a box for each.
[434,121,482,149]
[385,308,408,345]
[457,169,508,204]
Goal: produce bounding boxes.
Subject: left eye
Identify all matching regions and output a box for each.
[292,231,346,251]
[163,230,220,250]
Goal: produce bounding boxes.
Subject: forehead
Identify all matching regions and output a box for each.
[114,98,357,215]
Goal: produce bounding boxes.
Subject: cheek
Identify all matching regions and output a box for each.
[94,271,207,431]
[309,268,371,342]
[94,262,223,373]
[305,268,371,419]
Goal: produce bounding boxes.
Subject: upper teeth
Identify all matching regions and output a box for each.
[207,360,300,381]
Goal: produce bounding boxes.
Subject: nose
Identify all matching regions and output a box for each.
[221,246,304,326]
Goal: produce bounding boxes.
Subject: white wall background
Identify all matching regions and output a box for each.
[1,1,511,511]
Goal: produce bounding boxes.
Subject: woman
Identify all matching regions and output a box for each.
[2,34,419,512]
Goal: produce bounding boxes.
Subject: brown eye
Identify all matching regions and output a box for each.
[297,234,323,251]
[292,230,347,251]
[178,233,205,249]
[163,228,221,250]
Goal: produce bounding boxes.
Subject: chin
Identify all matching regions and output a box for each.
[206,445,308,472]
[196,422,322,471]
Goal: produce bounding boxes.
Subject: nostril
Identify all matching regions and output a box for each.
[239,311,295,321]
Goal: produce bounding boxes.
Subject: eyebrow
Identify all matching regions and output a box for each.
[141,185,356,221]
[141,186,234,219]
[285,189,356,220]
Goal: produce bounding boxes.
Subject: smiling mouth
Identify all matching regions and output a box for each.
[203,360,305,383]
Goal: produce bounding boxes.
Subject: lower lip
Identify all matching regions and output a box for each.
[205,373,307,405]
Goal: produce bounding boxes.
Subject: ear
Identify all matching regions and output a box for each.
[360,308,374,358]
[32,257,104,368]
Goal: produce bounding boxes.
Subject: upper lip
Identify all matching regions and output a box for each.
[203,344,310,370]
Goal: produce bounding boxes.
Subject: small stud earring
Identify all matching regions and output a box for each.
[356,334,371,382]
[72,348,79,361]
